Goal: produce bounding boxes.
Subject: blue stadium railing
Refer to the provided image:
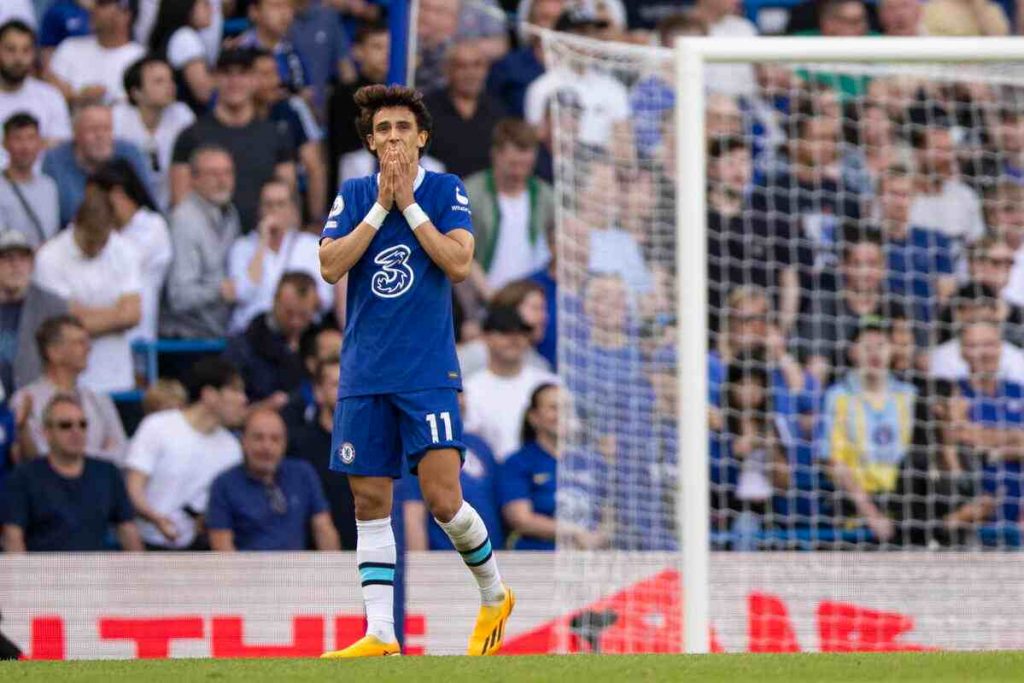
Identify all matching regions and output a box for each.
[109,338,227,404]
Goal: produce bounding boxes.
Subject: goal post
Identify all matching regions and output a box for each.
[674,37,1024,655]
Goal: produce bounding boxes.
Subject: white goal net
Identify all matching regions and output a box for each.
[543,31,1024,654]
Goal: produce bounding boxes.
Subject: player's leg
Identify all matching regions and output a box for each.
[394,390,514,656]
[320,396,402,659]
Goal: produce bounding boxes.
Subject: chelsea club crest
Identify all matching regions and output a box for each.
[340,442,356,464]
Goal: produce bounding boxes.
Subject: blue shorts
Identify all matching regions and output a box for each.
[329,388,465,478]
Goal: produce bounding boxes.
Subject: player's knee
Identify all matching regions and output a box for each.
[423,487,462,524]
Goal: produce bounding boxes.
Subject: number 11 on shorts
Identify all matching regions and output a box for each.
[426,411,453,443]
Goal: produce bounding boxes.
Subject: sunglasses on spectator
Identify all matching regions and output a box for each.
[49,419,88,431]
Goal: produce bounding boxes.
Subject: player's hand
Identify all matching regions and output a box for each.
[393,145,416,211]
[377,147,397,209]
[155,516,179,542]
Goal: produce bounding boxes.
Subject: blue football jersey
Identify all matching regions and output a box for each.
[321,167,473,398]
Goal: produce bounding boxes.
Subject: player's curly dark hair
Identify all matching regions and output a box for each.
[354,84,433,158]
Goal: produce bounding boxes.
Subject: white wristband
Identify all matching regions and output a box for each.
[364,202,389,230]
[403,203,429,231]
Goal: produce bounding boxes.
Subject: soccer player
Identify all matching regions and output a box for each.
[317,84,513,658]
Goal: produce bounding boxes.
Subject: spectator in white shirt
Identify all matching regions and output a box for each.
[930,284,1024,383]
[908,113,985,264]
[0,113,60,247]
[227,178,332,333]
[113,56,196,211]
[463,306,558,461]
[694,0,758,96]
[0,20,71,166]
[124,356,246,550]
[147,0,216,112]
[32,179,142,393]
[525,9,631,155]
[464,119,552,292]
[93,159,172,344]
[12,315,127,466]
[48,0,146,107]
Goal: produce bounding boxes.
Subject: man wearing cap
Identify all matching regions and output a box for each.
[816,318,917,544]
[462,305,558,462]
[47,0,145,106]
[0,230,67,391]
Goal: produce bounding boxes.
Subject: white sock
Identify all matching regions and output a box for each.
[356,517,396,643]
[437,501,506,605]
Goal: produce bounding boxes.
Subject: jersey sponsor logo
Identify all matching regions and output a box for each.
[455,186,470,206]
[371,244,415,298]
[329,196,344,218]
[339,442,356,465]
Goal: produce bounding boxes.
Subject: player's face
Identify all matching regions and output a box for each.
[368,106,428,162]
[0,29,34,84]
[243,411,287,477]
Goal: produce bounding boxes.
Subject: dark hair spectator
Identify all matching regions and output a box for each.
[12,314,128,467]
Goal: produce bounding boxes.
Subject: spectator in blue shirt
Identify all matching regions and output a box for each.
[406,394,504,551]
[1,393,142,552]
[876,165,956,342]
[207,407,340,551]
[952,321,1024,546]
[42,103,155,228]
[527,221,557,369]
[500,383,605,550]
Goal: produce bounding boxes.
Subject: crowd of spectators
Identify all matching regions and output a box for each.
[1,0,1024,556]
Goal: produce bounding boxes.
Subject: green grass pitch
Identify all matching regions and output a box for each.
[3,652,1024,682]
